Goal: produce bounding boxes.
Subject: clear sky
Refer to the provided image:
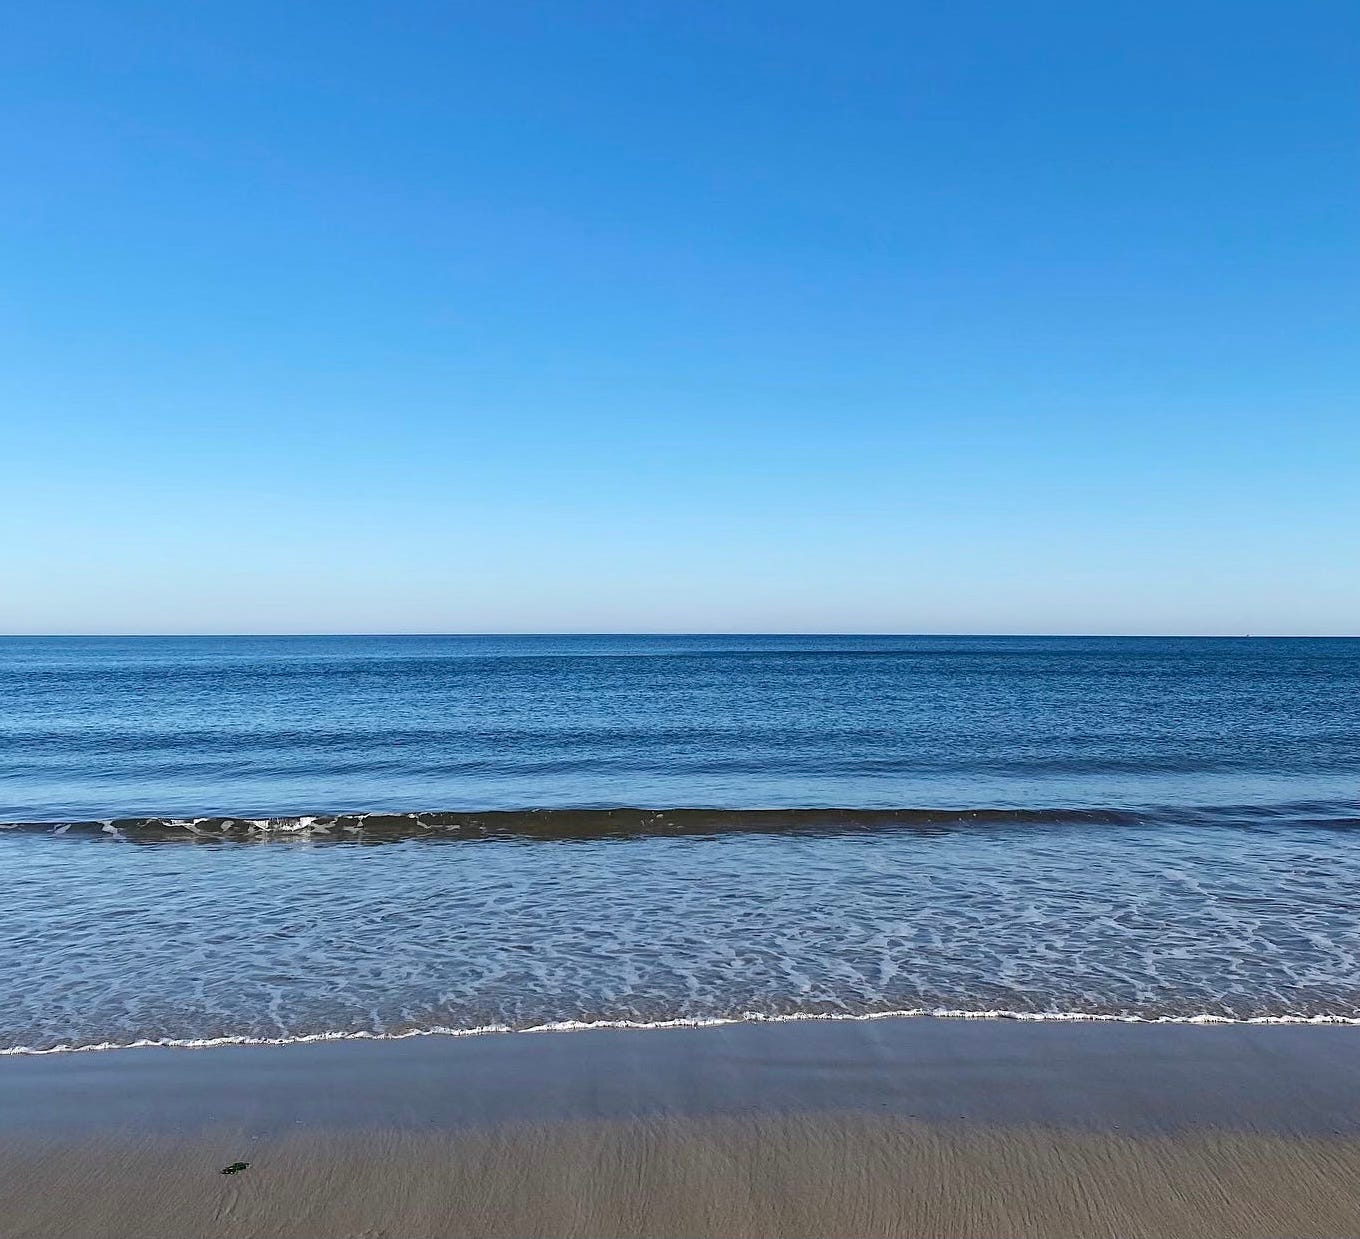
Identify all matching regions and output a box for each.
[3,2,1356,634]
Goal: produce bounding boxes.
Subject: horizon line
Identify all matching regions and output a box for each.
[1,632,1356,641]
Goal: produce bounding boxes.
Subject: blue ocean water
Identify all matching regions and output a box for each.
[2,635,1359,1050]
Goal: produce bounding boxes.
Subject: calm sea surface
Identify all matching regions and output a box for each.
[3,635,1359,1051]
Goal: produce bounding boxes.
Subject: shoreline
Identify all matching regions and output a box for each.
[11,1003,1360,1058]
[7,1018,1360,1237]
[7,1014,1360,1137]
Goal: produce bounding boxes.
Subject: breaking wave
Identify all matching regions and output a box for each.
[5,799,1360,841]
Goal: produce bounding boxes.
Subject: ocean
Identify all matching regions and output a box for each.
[3,634,1358,1053]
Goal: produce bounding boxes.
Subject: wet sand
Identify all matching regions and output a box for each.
[5,1018,1360,1237]
[11,1115,1360,1238]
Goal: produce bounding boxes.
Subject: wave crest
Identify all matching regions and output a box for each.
[3,800,1359,841]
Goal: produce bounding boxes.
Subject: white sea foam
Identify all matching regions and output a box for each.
[8,799,1360,1062]
[6,1007,1360,1057]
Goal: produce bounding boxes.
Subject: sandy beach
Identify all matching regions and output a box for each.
[11,1114,1360,1239]
[6,1018,1360,1237]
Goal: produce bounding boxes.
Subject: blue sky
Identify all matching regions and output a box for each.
[3,2,1356,634]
